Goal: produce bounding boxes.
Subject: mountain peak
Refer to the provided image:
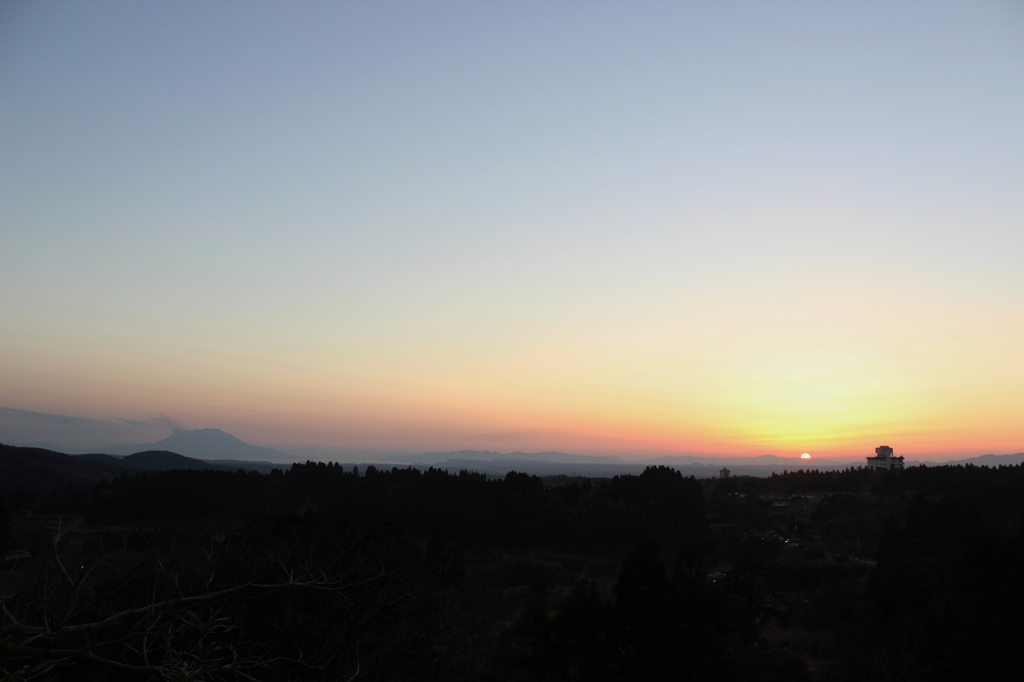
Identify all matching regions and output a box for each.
[162,429,245,444]
[95,429,291,462]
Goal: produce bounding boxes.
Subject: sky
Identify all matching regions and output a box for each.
[2,1,1023,460]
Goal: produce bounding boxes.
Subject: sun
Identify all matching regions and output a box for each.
[801,453,811,459]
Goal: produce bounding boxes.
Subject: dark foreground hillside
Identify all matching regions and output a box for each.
[0,444,235,511]
[2,457,1023,681]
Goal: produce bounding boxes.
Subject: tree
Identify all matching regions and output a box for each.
[0,517,454,681]
[0,492,9,552]
[613,536,681,681]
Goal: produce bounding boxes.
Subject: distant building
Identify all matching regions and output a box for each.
[866,445,904,471]
[719,467,731,479]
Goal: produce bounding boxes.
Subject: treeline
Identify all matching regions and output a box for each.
[4,465,721,681]
[5,462,1024,680]
[742,461,1024,495]
[86,463,705,555]
[739,463,1024,528]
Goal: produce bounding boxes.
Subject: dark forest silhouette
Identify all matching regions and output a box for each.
[2,447,1023,680]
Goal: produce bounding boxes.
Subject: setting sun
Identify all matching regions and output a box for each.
[801,453,812,459]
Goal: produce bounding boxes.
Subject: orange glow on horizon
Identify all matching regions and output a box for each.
[1,230,1022,461]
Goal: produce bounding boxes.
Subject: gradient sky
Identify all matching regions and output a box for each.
[2,1,1023,459]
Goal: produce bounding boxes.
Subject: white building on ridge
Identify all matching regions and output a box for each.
[866,445,904,471]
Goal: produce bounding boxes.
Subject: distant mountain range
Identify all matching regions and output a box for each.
[381,449,858,477]
[385,450,627,466]
[382,449,1024,477]
[4,426,1022,488]
[947,452,1024,466]
[92,428,292,462]
[0,443,851,496]
[384,450,829,466]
